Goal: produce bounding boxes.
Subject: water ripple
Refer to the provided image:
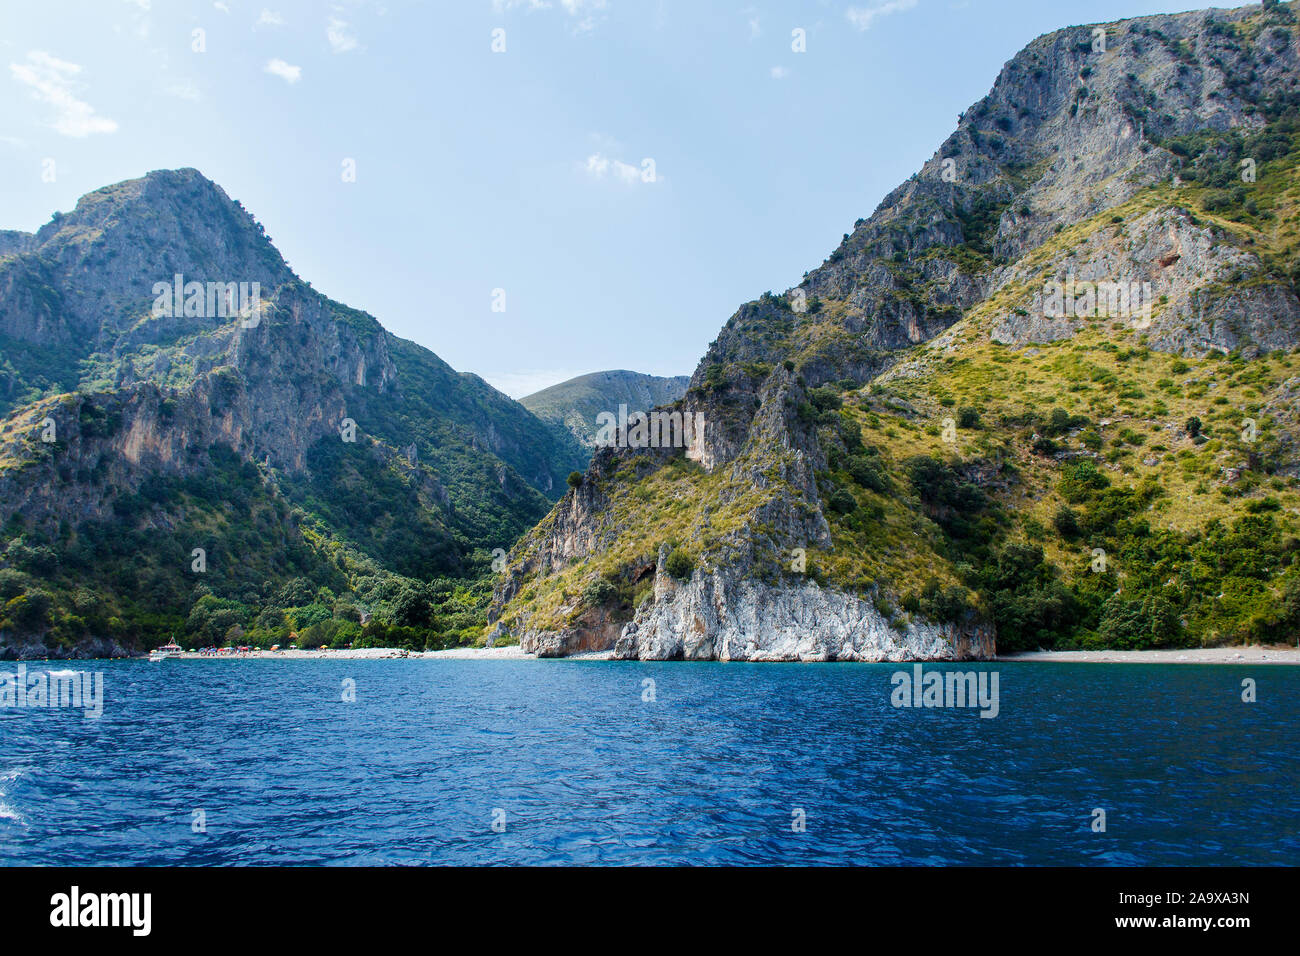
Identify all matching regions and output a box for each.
[0,660,1296,865]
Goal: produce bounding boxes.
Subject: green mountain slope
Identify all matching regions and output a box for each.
[0,169,584,657]
[490,1,1300,658]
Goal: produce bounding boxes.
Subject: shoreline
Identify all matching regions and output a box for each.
[174,644,1300,664]
[164,646,548,661]
[996,646,1300,664]
[14,645,1298,664]
[143,646,616,661]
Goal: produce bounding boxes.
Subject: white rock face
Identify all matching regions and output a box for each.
[613,570,994,662]
[988,207,1300,357]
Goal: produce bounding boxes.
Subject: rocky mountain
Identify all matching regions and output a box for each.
[490,1,1300,659]
[520,370,690,450]
[0,168,585,657]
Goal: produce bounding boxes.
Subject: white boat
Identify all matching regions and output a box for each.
[149,642,183,662]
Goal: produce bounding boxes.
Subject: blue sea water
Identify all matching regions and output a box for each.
[0,659,1296,866]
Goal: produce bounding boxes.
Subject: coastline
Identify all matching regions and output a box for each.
[142,646,618,661]
[99,644,1300,663]
[997,646,1300,664]
[158,646,547,661]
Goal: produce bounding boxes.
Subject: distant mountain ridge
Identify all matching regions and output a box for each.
[0,168,585,657]
[520,370,690,449]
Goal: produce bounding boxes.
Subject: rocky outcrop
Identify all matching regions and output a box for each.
[793,3,1300,370]
[0,230,35,257]
[614,565,993,662]
[989,207,1300,355]
[521,613,623,658]
[0,631,136,661]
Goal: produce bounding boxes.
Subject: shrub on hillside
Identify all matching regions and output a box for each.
[1053,506,1082,538]
[581,577,618,609]
[1058,460,1110,502]
[847,455,891,493]
[663,548,695,581]
[827,487,858,515]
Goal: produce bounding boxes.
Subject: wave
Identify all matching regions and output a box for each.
[0,767,27,826]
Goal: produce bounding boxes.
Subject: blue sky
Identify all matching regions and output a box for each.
[0,0,1250,397]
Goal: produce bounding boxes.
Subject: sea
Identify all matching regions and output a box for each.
[1,659,1295,865]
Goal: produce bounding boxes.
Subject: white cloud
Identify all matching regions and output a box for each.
[257,9,284,27]
[9,51,118,137]
[770,65,789,79]
[264,58,301,83]
[327,15,358,53]
[214,2,230,13]
[583,152,648,185]
[846,0,919,31]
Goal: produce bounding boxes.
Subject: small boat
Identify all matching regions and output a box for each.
[149,642,183,662]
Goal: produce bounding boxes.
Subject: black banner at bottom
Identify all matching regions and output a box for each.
[0,865,1289,943]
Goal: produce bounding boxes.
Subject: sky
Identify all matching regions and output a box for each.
[0,0,1255,397]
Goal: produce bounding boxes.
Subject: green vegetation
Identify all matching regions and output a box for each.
[825,324,1300,649]
[0,443,495,651]
[664,548,695,580]
[0,169,587,654]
